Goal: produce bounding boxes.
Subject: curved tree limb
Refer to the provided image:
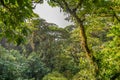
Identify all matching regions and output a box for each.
[110,7,120,22]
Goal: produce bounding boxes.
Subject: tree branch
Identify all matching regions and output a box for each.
[110,7,120,22]
[61,0,90,54]
[114,13,120,22]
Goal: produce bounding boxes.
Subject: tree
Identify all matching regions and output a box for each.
[47,0,120,78]
[26,18,69,70]
[0,0,41,45]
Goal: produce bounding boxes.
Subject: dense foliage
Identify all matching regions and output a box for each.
[0,0,120,80]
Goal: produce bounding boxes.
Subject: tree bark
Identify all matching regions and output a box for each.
[79,22,91,55]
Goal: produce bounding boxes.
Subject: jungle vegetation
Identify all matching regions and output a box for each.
[0,0,120,80]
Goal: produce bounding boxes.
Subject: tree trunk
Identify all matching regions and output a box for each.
[79,22,91,55]
[78,21,98,76]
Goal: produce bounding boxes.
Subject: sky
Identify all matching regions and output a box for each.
[33,1,72,28]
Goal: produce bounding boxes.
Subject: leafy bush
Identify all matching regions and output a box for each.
[0,46,25,80]
[23,52,50,80]
[0,46,49,80]
[42,71,68,80]
[72,69,96,80]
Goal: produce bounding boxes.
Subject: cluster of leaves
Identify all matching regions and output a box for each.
[95,24,120,80]
[0,0,40,45]
[43,71,67,80]
[0,46,49,80]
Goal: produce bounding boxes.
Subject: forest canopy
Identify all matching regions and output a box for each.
[0,0,120,80]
